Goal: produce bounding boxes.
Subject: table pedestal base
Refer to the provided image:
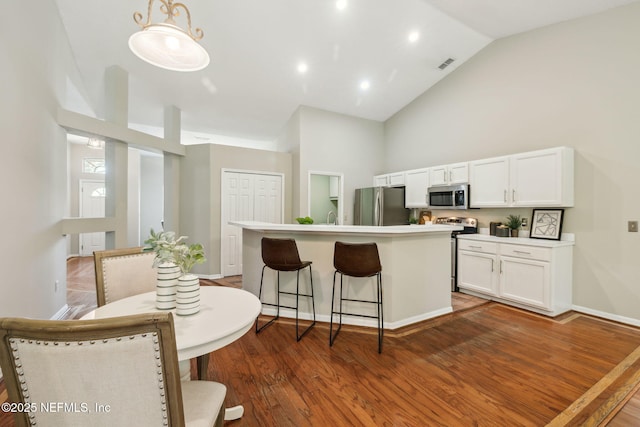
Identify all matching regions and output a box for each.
[224,405,245,420]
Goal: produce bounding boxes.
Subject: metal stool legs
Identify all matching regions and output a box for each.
[255,264,316,341]
[329,270,383,353]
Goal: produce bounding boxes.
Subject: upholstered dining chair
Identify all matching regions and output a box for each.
[93,246,157,307]
[0,312,226,427]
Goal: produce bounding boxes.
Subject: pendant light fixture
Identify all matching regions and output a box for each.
[129,0,210,72]
[87,138,105,149]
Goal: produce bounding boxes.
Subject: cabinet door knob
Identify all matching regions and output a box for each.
[512,189,516,202]
[504,189,507,203]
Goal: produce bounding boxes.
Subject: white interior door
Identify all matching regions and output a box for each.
[79,180,106,256]
[221,171,283,277]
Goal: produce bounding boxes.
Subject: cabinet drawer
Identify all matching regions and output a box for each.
[500,244,551,261]
[457,240,497,254]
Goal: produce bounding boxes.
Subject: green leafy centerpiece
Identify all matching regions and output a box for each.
[145,229,206,315]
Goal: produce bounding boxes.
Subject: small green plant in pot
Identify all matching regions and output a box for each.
[174,243,207,276]
[505,215,523,237]
[144,228,186,267]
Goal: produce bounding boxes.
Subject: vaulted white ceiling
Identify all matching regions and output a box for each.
[54,0,638,145]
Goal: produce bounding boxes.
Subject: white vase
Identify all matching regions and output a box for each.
[176,274,200,316]
[156,262,180,310]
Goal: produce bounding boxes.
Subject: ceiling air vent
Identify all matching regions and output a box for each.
[438,58,455,70]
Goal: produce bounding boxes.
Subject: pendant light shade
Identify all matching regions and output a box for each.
[129,0,210,72]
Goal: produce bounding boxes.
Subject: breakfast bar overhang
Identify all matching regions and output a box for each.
[230,221,462,329]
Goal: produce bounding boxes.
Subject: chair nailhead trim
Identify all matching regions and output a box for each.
[8,331,170,423]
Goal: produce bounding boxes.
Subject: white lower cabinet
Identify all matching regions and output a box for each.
[457,242,498,296]
[457,236,573,316]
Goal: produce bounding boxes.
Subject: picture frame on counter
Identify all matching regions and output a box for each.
[530,209,564,240]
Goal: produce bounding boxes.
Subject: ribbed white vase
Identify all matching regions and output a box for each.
[156,262,181,310]
[176,274,200,316]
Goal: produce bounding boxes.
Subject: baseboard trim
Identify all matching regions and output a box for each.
[258,306,454,330]
[572,305,640,328]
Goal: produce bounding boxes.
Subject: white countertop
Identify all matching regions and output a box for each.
[229,221,462,236]
[457,233,575,248]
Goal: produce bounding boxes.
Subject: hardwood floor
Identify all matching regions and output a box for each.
[1,257,640,426]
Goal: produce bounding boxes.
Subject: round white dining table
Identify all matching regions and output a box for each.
[83,286,260,360]
[81,286,261,421]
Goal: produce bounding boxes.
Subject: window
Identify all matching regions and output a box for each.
[83,158,105,174]
[91,187,106,198]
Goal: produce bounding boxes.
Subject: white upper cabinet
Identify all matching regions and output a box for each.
[469,156,510,207]
[469,147,574,208]
[373,172,405,187]
[404,168,430,208]
[329,176,339,200]
[510,147,574,207]
[373,175,388,186]
[429,162,468,186]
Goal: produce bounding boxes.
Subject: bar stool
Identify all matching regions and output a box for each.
[255,237,316,341]
[330,241,383,353]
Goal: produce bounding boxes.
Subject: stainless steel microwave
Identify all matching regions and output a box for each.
[427,184,469,210]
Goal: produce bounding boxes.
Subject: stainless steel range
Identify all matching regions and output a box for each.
[434,217,478,291]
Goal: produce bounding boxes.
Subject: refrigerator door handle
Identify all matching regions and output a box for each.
[375,191,382,226]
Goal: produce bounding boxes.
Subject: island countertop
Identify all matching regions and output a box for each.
[229,221,462,235]
[232,220,457,330]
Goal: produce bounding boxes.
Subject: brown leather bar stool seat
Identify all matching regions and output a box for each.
[255,237,316,341]
[330,241,383,353]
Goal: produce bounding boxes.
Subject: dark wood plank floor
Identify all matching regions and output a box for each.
[1,257,639,426]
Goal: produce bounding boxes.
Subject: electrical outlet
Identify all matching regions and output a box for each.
[522,218,528,227]
[629,221,638,232]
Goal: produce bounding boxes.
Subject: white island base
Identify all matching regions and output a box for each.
[231,222,461,330]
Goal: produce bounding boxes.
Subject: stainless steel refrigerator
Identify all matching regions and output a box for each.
[354,186,410,226]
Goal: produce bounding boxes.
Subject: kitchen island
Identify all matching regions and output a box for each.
[230,221,461,329]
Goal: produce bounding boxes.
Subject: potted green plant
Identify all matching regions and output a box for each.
[174,243,207,275]
[505,215,523,237]
[409,216,418,225]
[173,242,206,316]
[144,229,185,309]
[144,228,186,267]
[145,229,207,315]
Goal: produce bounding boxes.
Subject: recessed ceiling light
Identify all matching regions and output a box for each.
[408,31,420,43]
[336,0,347,11]
[297,62,308,74]
[360,80,370,90]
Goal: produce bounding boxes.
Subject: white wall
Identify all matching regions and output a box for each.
[179,144,293,276]
[139,153,164,244]
[384,3,640,322]
[298,106,385,224]
[0,1,77,318]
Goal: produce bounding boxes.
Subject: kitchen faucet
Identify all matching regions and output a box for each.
[327,210,337,225]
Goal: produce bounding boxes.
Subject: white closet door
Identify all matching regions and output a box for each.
[221,172,282,277]
[254,174,282,223]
